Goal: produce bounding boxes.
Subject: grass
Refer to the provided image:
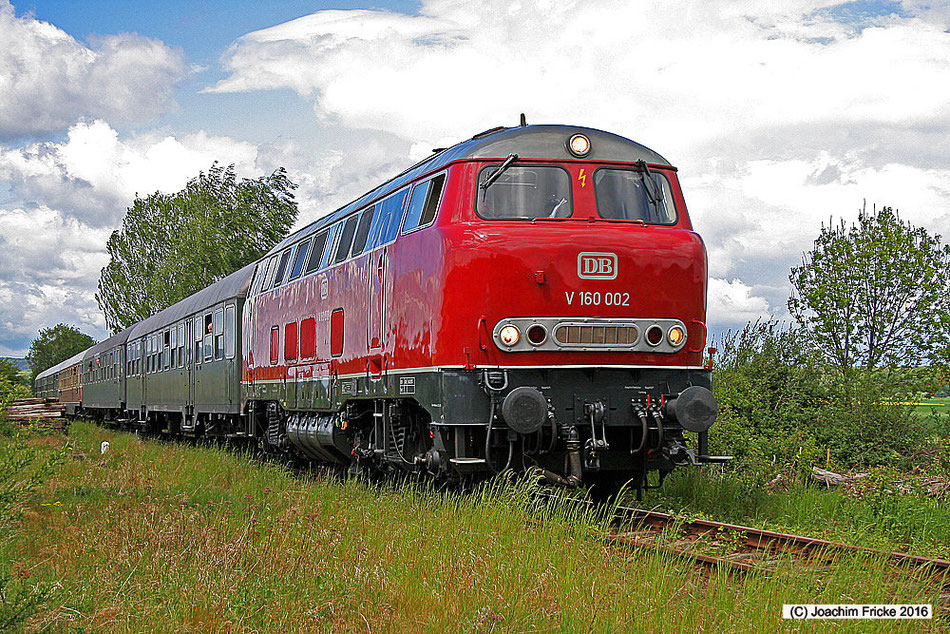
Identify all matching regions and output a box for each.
[646,468,950,560]
[1,421,947,631]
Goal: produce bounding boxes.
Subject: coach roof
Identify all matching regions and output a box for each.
[269,124,672,253]
[35,349,87,380]
[82,326,136,364]
[127,262,257,341]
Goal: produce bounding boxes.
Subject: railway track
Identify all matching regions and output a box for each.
[533,491,950,600]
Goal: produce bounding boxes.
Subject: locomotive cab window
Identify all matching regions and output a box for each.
[476,165,572,220]
[593,167,677,224]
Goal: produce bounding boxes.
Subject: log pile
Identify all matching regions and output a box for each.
[4,398,65,426]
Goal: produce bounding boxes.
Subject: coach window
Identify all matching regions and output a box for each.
[204,314,213,362]
[289,238,311,281]
[334,216,358,264]
[214,309,224,361]
[270,326,279,365]
[593,168,677,224]
[272,247,293,289]
[350,206,376,257]
[403,173,446,234]
[164,330,171,370]
[195,317,203,365]
[170,327,177,368]
[225,305,236,359]
[476,165,572,220]
[304,231,329,275]
[178,323,185,367]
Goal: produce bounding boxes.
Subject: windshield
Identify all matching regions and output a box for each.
[476,165,572,220]
[594,168,677,224]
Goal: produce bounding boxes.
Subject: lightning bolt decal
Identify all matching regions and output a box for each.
[578,168,587,188]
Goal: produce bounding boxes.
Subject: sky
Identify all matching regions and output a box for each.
[0,0,948,356]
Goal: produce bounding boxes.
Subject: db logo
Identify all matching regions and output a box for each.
[577,252,618,280]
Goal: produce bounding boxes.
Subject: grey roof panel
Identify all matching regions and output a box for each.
[82,325,136,363]
[34,349,87,380]
[127,261,257,340]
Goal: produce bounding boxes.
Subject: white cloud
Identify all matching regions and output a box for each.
[707,277,774,328]
[0,0,187,139]
[0,206,109,356]
[205,0,950,333]
[0,120,259,226]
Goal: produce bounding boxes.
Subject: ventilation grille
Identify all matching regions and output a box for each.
[554,324,639,346]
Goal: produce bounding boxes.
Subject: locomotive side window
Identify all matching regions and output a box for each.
[374,186,410,247]
[260,255,278,293]
[476,165,572,220]
[289,238,311,280]
[403,173,446,234]
[272,247,293,289]
[350,205,376,256]
[334,216,359,264]
[225,305,235,359]
[593,168,677,224]
[304,231,329,275]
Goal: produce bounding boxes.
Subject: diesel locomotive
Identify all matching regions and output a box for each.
[35,123,725,495]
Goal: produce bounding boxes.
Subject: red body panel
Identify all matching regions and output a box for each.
[244,159,708,389]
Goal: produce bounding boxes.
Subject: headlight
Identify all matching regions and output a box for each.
[568,134,591,157]
[499,325,520,346]
[668,326,686,347]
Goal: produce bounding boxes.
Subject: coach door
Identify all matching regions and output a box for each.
[368,249,387,350]
[186,318,196,419]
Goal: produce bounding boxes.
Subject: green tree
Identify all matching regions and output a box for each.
[96,163,298,332]
[25,324,96,379]
[789,205,950,377]
[0,360,25,388]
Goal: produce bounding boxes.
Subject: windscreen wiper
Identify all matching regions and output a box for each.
[635,159,661,215]
[480,153,519,190]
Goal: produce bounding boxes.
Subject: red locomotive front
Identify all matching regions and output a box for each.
[243,124,724,494]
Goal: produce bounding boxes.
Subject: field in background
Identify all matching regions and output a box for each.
[2,421,945,632]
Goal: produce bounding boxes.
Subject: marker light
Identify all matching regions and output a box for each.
[499,325,521,346]
[526,324,547,346]
[646,325,663,346]
[568,134,591,157]
[667,326,686,347]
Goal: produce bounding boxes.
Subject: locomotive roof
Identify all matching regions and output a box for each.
[35,349,86,380]
[270,124,672,253]
[126,261,257,341]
